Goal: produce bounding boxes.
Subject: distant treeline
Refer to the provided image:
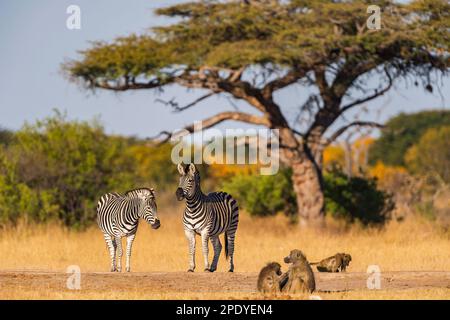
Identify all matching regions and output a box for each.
[0,110,448,229]
[0,112,177,228]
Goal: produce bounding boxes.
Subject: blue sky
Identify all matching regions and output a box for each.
[0,0,448,139]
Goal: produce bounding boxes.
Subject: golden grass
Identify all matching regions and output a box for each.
[1,213,448,272]
[0,211,449,299]
[0,288,448,300]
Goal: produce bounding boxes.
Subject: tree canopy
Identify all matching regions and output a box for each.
[67,0,449,96]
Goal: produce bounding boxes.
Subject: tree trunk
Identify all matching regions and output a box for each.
[291,156,325,228]
[277,127,325,227]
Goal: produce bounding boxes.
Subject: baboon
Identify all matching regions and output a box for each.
[310,253,352,272]
[280,249,315,294]
[341,253,352,271]
[257,262,283,294]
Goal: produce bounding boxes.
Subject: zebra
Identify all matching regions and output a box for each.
[96,187,160,272]
[176,163,239,272]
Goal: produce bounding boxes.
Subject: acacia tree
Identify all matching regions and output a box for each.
[65,0,449,226]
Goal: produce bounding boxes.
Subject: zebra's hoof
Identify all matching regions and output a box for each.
[126,269,130,272]
[209,268,217,272]
[204,268,212,272]
[228,269,234,273]
[187,269,194,272]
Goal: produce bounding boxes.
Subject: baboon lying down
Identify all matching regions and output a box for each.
[257,262,283,294]
[310,253,352,272]
[279,249,315,294]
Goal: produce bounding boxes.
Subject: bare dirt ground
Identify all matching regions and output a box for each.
[0,270,449,299]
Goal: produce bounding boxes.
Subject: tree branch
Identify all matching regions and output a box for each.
[152,111,270,143]
[324,121,384,146]
[93,78,166,91]
[262,69,305,98]
[175,73,270,113]
[339,68,393,113]
[155,93,215,112]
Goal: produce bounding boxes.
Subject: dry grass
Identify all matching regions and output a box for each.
[1,212,448,273]
[0,288,448,300]
[0,211,449,299]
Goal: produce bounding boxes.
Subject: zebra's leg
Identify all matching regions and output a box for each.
[226,231,237,272]
[184,229,196,272]
[125,234,136,272]
[200,230,211,272]
[209,236,222,272]
[104,234,117,272]
[115,236,123,272]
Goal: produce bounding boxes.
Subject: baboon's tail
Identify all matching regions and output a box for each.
[224,232,229,260]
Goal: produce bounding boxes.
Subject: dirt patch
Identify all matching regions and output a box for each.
[0,270,449,299]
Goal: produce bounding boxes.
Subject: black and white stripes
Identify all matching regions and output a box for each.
[96,188,160,272]
[176,163,239,272]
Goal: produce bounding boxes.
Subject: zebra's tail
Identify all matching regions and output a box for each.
[224,232,229,260]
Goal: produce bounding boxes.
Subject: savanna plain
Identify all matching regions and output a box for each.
[0,206,449,300]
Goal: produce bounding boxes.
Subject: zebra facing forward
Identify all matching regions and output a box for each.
[97,188,160,272]
[176,163,239,272]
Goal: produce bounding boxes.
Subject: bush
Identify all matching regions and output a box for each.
[0,112,136,228]
[324,170,394,225]
[222,168,393,226]
[222,168,296,217]
[126,143,178,190]
[0,152,59,225]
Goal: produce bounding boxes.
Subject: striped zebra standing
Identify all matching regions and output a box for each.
[97,188,160,272]
[176,163,239,272]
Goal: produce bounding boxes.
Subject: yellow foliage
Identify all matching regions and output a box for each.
[369,162,409,190]
[323,137,375,174]
[209,163,259,180]
[323,144,345,168]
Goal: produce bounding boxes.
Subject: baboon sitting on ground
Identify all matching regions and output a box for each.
[257,262,283,294]
[310,253,352,272]
[280,249,315,294]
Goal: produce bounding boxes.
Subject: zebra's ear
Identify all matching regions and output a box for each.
[188,163,196,175]
[177,163,185,175]
[149,188,155,198]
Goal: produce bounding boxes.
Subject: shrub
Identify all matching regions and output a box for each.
[222,168,296,217]
[0,152,59,225]
[223,168,393,226]
[0,112,136,228]
[324,170,394,225]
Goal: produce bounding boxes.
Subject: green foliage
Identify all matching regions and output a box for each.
[0,113,213,228]
[405,125,450,183]
[324,170,393,225]
[0,149,59,225]
[0,128,14,146]
[369,110,450,166]
[126,143,178,190]
[0,112,136,228]
[222,168,296,217]
[223,168,392,225]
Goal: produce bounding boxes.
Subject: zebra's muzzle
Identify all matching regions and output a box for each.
[151,219,161,229]
[176,188,185,201]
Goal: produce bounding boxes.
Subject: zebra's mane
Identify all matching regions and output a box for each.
[124,187,155,197]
